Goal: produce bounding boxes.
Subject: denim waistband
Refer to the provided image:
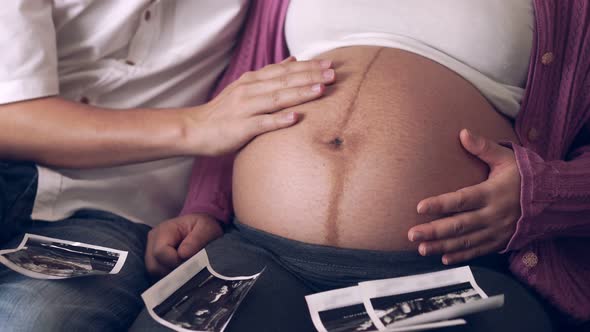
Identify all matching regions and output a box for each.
[233,220,447,290]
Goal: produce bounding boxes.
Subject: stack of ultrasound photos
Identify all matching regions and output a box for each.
[306,267,504,332]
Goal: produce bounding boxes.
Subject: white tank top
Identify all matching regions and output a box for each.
[285,0,535,118]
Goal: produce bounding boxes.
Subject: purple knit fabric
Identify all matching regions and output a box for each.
[181,0,590,321]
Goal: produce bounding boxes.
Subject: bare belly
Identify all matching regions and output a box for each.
[233,47,518,251]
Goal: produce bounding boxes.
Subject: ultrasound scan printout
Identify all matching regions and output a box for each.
[0,233,127,279]
[306,286,378,332]
[359,267,503,330]
[142,249,262,332]
[306,286,465,332]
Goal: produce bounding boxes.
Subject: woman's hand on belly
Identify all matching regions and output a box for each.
[408,130,522,264]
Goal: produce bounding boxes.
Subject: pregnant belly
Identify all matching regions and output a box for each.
[233,46,518,251]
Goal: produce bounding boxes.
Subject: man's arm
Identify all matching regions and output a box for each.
[0,97,190,168]
[0,58,335,169]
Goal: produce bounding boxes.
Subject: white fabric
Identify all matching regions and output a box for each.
[0,0,248,226]
[285,0,534,118]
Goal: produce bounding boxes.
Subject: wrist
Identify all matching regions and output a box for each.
[176,105,215,156]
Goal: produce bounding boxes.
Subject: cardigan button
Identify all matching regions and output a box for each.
[522,251,539,268]
[541,52,555,65]
[528,128,539,142]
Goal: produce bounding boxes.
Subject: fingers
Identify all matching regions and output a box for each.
[244,68,335,96]
[417,185,487,215]
[417,227,495,257]
[145,219,187,277]
[442,240,502,265]
[247,83,327,116]
[245,58,333,82]
[460,129,513,167]
[244,112,300,138]
[409,210,487,242]
[177,215,223,260]
[145,228,182,277]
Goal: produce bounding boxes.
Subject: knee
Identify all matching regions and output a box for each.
[0,277,143,332]
[0,283,71,332]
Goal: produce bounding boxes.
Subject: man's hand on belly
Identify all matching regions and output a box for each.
[145,213,223,278]
[408,129,522,264]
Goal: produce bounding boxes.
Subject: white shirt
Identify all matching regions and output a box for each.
[0,0,248,226]
[286,0,535,118]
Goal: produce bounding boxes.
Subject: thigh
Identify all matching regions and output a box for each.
[130,231,315,332]
[0,161,37,245]
[0,214,151,332]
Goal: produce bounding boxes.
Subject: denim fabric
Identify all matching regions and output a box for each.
[131,222,553,332]
[0,211,151,332]
[0,161,37,245]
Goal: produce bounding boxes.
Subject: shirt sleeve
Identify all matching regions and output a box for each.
[0,1,59,105]
[504,142,590,251]
[179,154,234,223]
[498,137,590,320]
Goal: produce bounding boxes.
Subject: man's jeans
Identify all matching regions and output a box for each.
[0,161,37,245]
[0,161,152,332]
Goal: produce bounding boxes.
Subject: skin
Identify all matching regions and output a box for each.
[148,130,522,276]
[146,48,520,275]
[145,213,223,277]
[408,129,521,265]
[0,57,337,277]
[0,57,335,168]
[144,58,338,277]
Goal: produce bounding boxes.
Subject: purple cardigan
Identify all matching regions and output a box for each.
[181,0,590,321]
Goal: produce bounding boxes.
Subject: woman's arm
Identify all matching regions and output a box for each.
[504,140,590,250]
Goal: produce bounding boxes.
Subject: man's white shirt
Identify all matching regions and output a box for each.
[0,0,248,226]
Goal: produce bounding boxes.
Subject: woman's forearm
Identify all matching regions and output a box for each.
[505,143,590,251]
[0,97,193,168]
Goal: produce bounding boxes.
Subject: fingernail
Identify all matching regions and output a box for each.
[417,203,429,214]
[442,256,450,265]
[282,112,297,123]
[419,244,428,256]
[322,69,335,81]
[411,231,424,242]
[311,84,323,93]
[319,59,332,69]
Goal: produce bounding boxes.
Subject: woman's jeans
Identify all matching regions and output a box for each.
[0,161,151,332]
[130,221,554,332]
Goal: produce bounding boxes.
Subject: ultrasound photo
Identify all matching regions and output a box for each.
[154,268,257,331]
[318,303,377,332]
[143,249,261,332]
[306,285,379,332]
[370,282,481,327]
[0,234,127,279]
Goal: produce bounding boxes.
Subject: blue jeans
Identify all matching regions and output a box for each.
[130,222,554,332]
[0,162,152,332]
